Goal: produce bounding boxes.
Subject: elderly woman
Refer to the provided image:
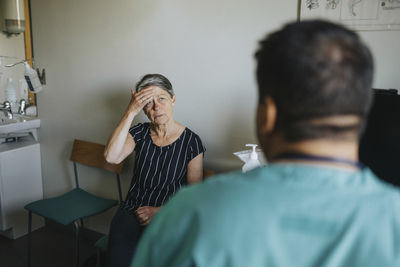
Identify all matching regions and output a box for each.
[104,74,205,267]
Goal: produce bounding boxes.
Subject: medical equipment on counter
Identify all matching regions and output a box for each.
[234,144,264,172]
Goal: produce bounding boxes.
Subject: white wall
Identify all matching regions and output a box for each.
[29,0,400,233]
[360,31,400,89]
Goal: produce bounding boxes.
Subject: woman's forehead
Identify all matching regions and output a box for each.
[152,87,173,98]
[146,86,169,95]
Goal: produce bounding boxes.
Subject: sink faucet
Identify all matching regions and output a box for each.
[0,101,13,119]
[18,99,28,115]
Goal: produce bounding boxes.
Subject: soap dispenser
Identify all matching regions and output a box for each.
[242,144,261,172]
[24,61,42,93]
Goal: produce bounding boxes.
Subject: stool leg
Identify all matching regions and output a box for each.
[27,211,32,267]
[96,248,101,267]
[73,220,80,267]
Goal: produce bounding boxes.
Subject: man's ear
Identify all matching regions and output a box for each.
[172,95,176,106]
[257,96,277,134]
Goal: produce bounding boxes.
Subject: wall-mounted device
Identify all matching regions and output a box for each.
[0,0,25,35]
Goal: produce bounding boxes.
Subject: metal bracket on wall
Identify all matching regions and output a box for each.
[36,68,46,85]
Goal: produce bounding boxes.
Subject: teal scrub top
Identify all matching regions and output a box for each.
[131,164,400,267]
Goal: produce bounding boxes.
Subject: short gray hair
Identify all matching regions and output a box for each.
[135,74,174,97]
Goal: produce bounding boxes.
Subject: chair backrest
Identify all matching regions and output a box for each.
[70,139,124,202]
[70,139,123,173]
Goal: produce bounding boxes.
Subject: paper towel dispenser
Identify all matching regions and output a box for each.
[0,0,25,35]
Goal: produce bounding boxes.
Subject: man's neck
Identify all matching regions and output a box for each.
[266,136,359,170]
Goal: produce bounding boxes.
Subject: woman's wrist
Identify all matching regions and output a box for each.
[124,106,138,120]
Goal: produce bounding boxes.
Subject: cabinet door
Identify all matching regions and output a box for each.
[0,143,43,232]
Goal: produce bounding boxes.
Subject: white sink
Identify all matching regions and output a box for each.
[0,114,40,135]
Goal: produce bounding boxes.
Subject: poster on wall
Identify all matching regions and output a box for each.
[300,0,400,31]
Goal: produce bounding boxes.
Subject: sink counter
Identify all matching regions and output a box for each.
[0,115,40,140]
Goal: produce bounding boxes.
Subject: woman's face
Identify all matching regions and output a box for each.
[143,86,176,125]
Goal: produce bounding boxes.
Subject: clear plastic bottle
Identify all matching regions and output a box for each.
[0,59,3,94]
[24,61,42,93]
[0,59,3,79]
[5,78,18,112]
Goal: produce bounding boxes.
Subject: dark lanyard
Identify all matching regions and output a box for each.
[272,152,365,170]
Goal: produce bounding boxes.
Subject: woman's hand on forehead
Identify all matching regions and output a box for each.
[127,88,156,115]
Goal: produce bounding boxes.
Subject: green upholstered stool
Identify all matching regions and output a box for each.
[25,188,117,226]
[24,140,124,267]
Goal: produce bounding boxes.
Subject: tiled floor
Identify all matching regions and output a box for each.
[0,224,104,267]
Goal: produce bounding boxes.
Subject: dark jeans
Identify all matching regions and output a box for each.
[106,207,144,267]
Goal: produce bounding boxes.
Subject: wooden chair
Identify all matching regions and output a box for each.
[24,139,124,267]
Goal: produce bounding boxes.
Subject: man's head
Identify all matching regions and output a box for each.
[255,20,374,153]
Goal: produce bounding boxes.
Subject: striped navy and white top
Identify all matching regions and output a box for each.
[122,123,206,211]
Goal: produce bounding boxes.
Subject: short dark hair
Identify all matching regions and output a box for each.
[255,20,374,141]
[136,74,174,97]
